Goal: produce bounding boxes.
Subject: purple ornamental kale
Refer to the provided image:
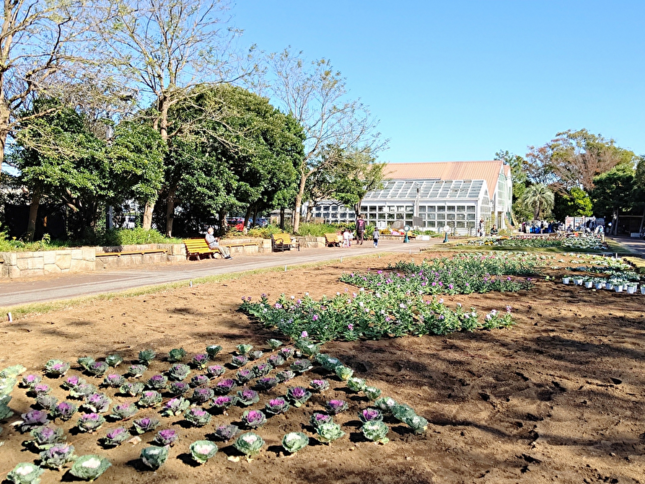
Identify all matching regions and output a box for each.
[146,374,168,390]
[191,387,214,404]
[276,370,296,383]
[132,417,160,434]
[77,412,105,432]
[169,381,190,396]
[211,396,236,410]
[359,408,383,423]
[192,353,209,369]
[63,375,81,389]
[206,365,225,378]
[84,393,111,413]
[279,347,295,360]
[242,409,267,428]
[287,386,311,407]
[236,369,253,383]
[36,394,58,410]
[190,375,209,387]
[310,412,333,428]
[213,379,236,395]
[184,407,211,427]
[34,383,51,395]
[21,410,49,431]
[53,401,78,421]
[214,424,239,441]
[252,363,272,378]
[237,388,259,406]
[154,429,179,446]
[268,354,285,367]
[264,398,290,415]
[21,374,41,388]
[103,427,130,446]
[103,374,124,388]
[230,355,248,368]
[326,400,348,415]
[309,379,330,392]
[256,377,278,390]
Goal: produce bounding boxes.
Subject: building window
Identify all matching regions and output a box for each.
[437,206,445,213]
[427,213,436,221]
[331,205,338,212]
[369,206,377,212]
[447,214,456,221]
[427,206,436,212]
[323,206,330,211]
[427,221,436,228]
[457,213,466,221]
[467,214,475,221]
[467,206,476,213]
[378,206,386,212]
[405,206,413,213]
[419,206,426,213]
[457,205,465,212]
[437,213,446,221]
[447,205,455,212]
[457,221,466,228]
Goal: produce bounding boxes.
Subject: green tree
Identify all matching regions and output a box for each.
[591,164,637,235]
[333,150,386,218]
[552,187,593,221]
[519,183,554,220]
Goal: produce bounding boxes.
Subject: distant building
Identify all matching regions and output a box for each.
[310,160,513,235]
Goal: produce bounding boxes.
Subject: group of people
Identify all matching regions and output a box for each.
[340,215,380,248]
[476,219,499,237]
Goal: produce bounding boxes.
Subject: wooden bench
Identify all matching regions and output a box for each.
[324,233,341,247]
[183,238,220,261]
[96,249,167,258]
[271,233,300,252]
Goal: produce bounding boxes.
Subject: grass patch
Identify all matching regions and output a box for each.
[0,251,390,321]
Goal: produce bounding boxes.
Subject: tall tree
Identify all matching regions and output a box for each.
[95,0,249,230]
[267,49,386,233]
[333,150,385,218]
[519,183,554,220]
[552,187,593,221]
[0,0,93,174]
[591,164,638,235]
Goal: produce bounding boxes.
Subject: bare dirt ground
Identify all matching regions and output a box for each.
[1,251,644,483]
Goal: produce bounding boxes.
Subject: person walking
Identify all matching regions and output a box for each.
[373,227,380,248]
[478,219,485,237]
[356,215,366,245]
[342,228,351,248]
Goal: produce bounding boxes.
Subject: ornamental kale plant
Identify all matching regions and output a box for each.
[40,443,76,470]
[211,395,237,410]
[82,393,111,413]
[403,414,428,434]
[105,354,123,367]
[87,361,109,377]
[33,383,51,396]
[36,394,58,411]
[236,369,254,384]
[184,407,211,427]
[190,375,209,388]
[234,432,265,458]
[126,365,147,378]
[346,377,366,393]
[214,379,237,395]
[52,401,78,421]
[167,348,187,363]
[154,429,179,446]
[77,357,95,372]
[110,402,137,420]
[237,388,259,406]
[310,412,333,429]
[168,364,191,381]
[282,432,309,454]
[268,354,285,367]
[374,397,398,414]
[276,370,296,383]
[326,400,348,415]
[103,374,125,388]
[206,345,223,359]
[146,374,168,390]
[120,382,145,397]
[392,403,417,422]
[62,375,83,390]
[190,440,218,464]
[242,409,267,427]
[362,421,389,444]
[290,360,313,373]
[264,398,289,416]
[192,354,209,369]
[206,365,225,379]
[70,382,98,399]
[141,446,168,470]
[287,387,311,407]
[102,427,131,447]
[69,455,111,481]
[21,374,41,389]
[20,410,49,431]
[161,397,190,417]
[252,363,272,378]
[364,386,382,400]
[230,355,248,368]
[279,347,295,360]
[138,349,156,365]
[296,340,319,358]
[255,377,278,391]
[359,408,383,423]
[132,417,160,434]
[44,360,70,378]
[316,422,345,444]
[248,350,263,361]
[191,388,214,405]
[236,344,253,355]
[28,425,66,450]
[137,391,162,408]
[6,462,44,484]
[214,424,239,441]
[77,413,105,433]
[168,382,190,396]
[267,339,283,350]
[335,366,353,381]
[0,364,25,378]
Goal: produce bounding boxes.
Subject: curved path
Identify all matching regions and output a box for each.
[0,240,441,308]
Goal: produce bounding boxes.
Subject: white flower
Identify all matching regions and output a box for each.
[305,292,309,296]
[82,457,103,469]
[359,302,364,307]
[336,292,340,296]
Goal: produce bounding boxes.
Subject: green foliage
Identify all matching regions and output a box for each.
[592,164,638,219]
[553,187,593,220]
[519,183,554,220]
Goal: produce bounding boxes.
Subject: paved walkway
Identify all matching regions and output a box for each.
[1,240,441,308]
[609,235,645,256]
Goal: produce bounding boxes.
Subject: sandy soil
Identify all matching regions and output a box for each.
[1,252,644,484]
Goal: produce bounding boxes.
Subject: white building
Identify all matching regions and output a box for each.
[310,160,513,235]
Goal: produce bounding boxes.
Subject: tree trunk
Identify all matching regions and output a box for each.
[243,205,252,230]
[165,185,177,237]
[292,172,307,233]
[534,201,540,221]
[142,202,155,230]
[252,205,259,228]
[280,208,285,230]
[218,209,228,236]
[26,188,41,241]
[0,129,7,175]
[306,203,313,222]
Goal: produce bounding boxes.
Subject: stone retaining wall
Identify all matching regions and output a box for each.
[0,248,95,279]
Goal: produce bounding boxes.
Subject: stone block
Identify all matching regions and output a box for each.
[20,268,43,278]
[1,252,17,265]
[81,247,95,261]
[44,263,62,274]
[167,255,185,263]
[71,249,83,260]
[70,259,95,272]
[43,251,57,265]
[8,266,21,278]
[17,256,44,270]
[56,254,72,270]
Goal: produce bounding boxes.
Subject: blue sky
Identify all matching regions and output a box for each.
[233,0,645,163]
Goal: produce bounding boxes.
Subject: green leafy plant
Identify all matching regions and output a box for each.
[233,432,265,458]
[316,422,345,444]
[190,440,218,464]
[140,446,168,470]
[282,432,309,454]
[362,421,389,444]
[6,462,44,484]
[167,348,187,363]
[69,455,111,481]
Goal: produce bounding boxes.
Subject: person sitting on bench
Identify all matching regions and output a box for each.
[205,227,232,259]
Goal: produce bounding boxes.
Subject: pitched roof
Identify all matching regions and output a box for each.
[384,161,504,195]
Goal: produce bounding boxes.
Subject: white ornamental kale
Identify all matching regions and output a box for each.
[105,354,123,367]
[190,440,218,464]
[335,365,353,381]
[374,397,398,414]
[346,377,366,393]
[403,414,428,434]
[363,386,382,401]
[233,432,265,457]
[140,446,168,470]
[205,345,223,359]
[70,455,111,481]
[0,377,17,396]
[281,432,309,454]
[168,348,187,363]
[392,403,416,422]
[0,365,26,378]
[362,421,390,444]
[6,462,44,484]
[236,344,253,355]
[316,422,345,444]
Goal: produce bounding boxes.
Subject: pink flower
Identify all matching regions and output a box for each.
[301,331,308,338]
[312,315,319,321]
[348,324,354,331]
